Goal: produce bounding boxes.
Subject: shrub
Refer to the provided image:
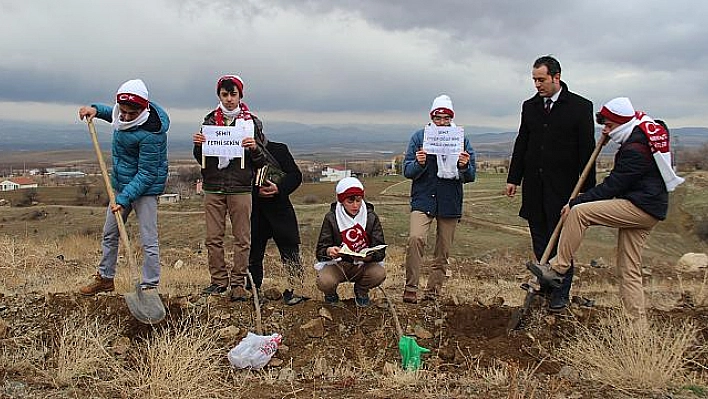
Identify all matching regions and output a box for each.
[559,311,701,391]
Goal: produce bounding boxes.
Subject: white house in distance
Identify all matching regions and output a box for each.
[320,166,351,182]
[158,193,181,204]
[0,177,38,191]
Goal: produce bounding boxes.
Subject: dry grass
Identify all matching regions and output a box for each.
[50,315,120,388]
[125,317,229,399]
[559,310,702,391]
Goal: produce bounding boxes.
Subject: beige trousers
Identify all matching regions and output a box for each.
[404,211,458,293]
[204,193,252,288]
[316,262,386,297]
[551,199,658,317]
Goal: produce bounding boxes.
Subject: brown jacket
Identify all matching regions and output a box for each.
[315,202,386,263]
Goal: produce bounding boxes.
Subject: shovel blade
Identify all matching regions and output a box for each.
[125,287,166,325]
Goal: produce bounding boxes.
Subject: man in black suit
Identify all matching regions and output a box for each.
[248,133,306,305]
[506,55,596,311]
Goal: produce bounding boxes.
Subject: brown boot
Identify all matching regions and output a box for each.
[79,273,115,296]
[402,290,418,304]
[230,286,250,302]
[424,270,446,297]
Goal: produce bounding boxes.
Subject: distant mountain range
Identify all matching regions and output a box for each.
[1,119,706,160]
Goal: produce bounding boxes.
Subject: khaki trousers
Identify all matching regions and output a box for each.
[316,262,386,297]
[551,199,658,317]
[404,211,458,293]
[204,193,252,288]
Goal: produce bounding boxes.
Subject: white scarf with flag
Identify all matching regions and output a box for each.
[608,112,684,191]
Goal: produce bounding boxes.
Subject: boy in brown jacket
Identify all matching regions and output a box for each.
[193,75,266,301]
[315,177,386,307]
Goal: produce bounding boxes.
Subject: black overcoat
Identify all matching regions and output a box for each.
[251,141,302,245]
[507,82,596,222]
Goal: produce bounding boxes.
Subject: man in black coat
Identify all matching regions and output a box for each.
[248,134,306,305]
[506,55,596,311]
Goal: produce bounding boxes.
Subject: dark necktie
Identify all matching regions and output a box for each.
[544,98,553,113]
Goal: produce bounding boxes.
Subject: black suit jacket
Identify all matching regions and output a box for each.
[507,82,596,222]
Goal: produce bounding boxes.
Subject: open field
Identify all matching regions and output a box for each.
[1,172,708,398]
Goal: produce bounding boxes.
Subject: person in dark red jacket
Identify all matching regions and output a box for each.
[506,55,596,311]
[528,97,684,319]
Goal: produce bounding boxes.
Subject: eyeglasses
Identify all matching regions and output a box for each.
[595,112,606,125]
[432,115,452,121]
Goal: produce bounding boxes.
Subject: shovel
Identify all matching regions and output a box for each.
[86,119,166,325]
[507,134,609,331]
[377,287,430,370]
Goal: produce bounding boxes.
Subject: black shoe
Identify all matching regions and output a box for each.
[283,289,308,306]
[355,294,371,308]
[324,293,340,304]
[548,295,569,313]
[202,283,227,296]
[526,261,563,289]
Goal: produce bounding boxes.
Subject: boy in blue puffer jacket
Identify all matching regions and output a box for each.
[402,95,476,303]
[77,79,169,295]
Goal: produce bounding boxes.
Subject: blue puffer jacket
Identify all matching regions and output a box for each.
[93,102,169,207]
[403,128,476,218]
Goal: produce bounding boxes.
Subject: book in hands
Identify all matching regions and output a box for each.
[338,244,388,258]
[255,164,286,186]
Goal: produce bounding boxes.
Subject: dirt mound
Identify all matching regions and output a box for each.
[1,292,579,370]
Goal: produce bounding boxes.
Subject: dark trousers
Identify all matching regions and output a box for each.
[248,209,303,289]
[528,215,574,301]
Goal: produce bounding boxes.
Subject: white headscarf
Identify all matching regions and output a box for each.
[112,79,150,131]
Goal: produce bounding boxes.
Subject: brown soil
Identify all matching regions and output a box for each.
[3,289,707,398]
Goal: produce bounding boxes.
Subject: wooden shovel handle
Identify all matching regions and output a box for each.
[86,119,139,279]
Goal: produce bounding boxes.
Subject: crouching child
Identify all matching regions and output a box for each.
[315,177,386,307]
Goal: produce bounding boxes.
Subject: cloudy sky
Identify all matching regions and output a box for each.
[1,0,707,131]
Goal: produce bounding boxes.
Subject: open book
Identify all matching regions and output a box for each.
[339,244,388,258]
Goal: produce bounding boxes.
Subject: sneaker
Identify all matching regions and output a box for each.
[526,261,563,289]
[202,283,227,296]
[230,286,249,302]
[402,290,417,304]
[283,289,308,306]
[324,293,340,304]
[355,294,371,308]
[79,273,114,296]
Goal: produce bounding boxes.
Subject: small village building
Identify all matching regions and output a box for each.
[320,166,351,182]
[0,177,38,191]
[158,193,181,204]
[55,171,86,178]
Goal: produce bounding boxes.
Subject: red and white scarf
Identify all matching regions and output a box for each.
[608,111,684,191]
[335,202,369,253]
[214,102,255,169]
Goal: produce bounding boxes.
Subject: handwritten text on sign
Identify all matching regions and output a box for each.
[201,125,253,158]
[423,125,464,155]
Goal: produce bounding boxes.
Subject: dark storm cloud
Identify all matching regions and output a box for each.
[1,1,707,127]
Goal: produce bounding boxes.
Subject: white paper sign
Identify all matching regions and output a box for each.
[201,125,252,158]
[422,125,464,155]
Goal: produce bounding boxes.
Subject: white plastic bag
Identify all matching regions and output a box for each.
[228,332,282,369]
